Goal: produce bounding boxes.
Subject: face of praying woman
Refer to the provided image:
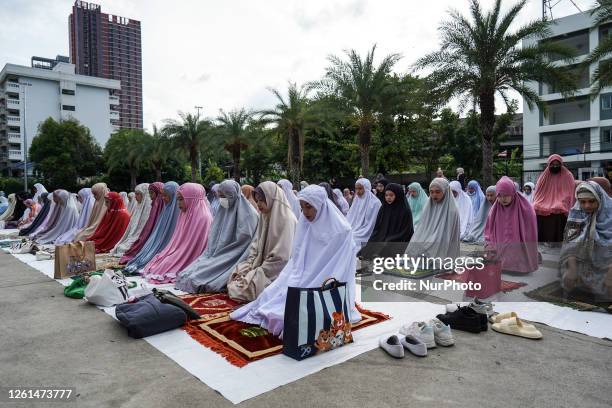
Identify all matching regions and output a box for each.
[93,189,103,200]
[104,196,111,207]
[549,160,562,174]
[429,186,444,203]
[467,187,475,194]
[384,190,396,205]
[579,197,599,214]
[452,190,458,198]
[486,190,496,204]
[343,188,350,198]
[409,189,418,198]
[135,191,143,203]
[162,189,172,204]
[177,192,187,212]
[355,183,365,197]
[497,194,513,206]
[255,196,270,214]
[52,192,60,204]
[149,189,156,201]
[375,183,385,193]
[523,185,532,194]
[300,200,317,221]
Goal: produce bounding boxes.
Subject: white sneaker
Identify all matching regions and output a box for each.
[399,321,436,349]
[35,251,53,261]
[429,318,455,346]
[399,334,428,357]
[379,335,405,358]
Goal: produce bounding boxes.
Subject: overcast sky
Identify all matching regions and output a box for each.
[0,0,594,131]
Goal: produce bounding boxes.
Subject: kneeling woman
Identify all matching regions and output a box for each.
[123,182,180,273]
[360,183,413,260]
[87,192,131,254]
[560,182,611,299]
[230,185,361,336]
[227,181,297,302]
[484,176,538,274]
[405,178,460,264]
[176,180,259,293]
[141,183,213,284]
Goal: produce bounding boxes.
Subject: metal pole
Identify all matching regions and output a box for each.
[22,84,28,192]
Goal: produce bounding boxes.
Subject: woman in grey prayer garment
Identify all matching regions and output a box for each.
[405,177,460,266]
[462,185,496,244]
[176,180,259,293]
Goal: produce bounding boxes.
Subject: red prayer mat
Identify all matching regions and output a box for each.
[435,272,527,292]
[180,293,390,368]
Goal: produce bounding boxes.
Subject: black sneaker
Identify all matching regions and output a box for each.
[436,307,483,333]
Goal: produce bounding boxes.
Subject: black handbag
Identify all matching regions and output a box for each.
[115,294,187,339]
[152,288,201,320]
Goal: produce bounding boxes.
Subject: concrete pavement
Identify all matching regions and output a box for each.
[1,252,611,408]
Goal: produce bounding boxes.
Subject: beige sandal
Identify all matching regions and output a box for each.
[492,316,542,340]
[489,311,517,324]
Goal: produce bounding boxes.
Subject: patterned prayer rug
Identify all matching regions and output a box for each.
[524,281,612,313]
[180,293,390,367]
[435,272,527,293]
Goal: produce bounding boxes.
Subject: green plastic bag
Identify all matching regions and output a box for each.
[63,272,103,299]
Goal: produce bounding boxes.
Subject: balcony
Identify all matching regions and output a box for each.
[8,149,23,160]
[540,96,590,126]
[4,82,20,93]
[7,132,21,143]
[109,95,120,105]
[7,115,20,124]
[110,110,120,120]
[6,99,19,109]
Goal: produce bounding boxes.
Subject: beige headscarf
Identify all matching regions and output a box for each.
[0,194,16,221]
[74,182,109,241]
[228,181,297,301]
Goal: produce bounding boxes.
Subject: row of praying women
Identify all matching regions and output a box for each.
[2,158,610,332]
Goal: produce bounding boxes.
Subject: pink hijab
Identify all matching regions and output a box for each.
[532,154,576,216]
[484,176,538,273]
[141,183,213,284]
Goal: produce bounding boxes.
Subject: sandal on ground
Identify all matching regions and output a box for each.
[492,316,542,340]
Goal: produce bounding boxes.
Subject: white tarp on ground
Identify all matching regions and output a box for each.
[4,247,612,404]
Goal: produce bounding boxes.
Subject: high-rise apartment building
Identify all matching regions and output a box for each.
[69,1,142,129]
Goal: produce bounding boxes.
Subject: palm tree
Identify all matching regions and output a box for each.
[104,129,149,190]
[414,0,577,186]
[144,124,171,181]
[162,112,212,182]
[259,83,311,185]
[312,45,401,177]
[217,108,252,181]
[584,0,612,92]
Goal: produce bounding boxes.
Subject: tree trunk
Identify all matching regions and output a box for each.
[190,146,198,182]
[130,169,137,190]
[289,128,301,187]
[155,167,162,181]
[358,121,372,177]
[479,92,496,187]
[232,149,240,182]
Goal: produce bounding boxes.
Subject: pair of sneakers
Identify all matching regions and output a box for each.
[438,304,489,333]
[399,319,455,349]
[379,333,428,359]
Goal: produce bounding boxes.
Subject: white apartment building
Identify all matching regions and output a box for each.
[523,11,612,183]
[0,59,121,174]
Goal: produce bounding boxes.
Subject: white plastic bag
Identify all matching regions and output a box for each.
[84,269,130,307]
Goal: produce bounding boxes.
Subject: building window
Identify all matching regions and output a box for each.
[602,127,612,150]
[61,89,75,95]
[62,105,76,111]
[602,94,612,110]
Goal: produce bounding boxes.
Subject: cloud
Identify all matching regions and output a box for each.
[294,0,367,31]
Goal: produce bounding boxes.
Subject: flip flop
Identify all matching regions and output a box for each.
[489,311,517,324]
[492,317,542,340]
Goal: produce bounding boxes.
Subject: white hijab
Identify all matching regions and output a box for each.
[230,185,360,336]
[333,188,350,215]
[33,183,47,203]
[450,180,474,239]
[110,183,152,257]
[405,178,460,263]
[522,182,535,205]
[277,179,301,220]
[346,178,382,247]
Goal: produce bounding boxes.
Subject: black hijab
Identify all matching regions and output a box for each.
[318,182,342,212]
[10,191,30,221]
[19,192,50,236]
[375,178,389,203]
[368,183,414,243]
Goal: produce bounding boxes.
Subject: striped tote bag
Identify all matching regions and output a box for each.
[282,278,354,360]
